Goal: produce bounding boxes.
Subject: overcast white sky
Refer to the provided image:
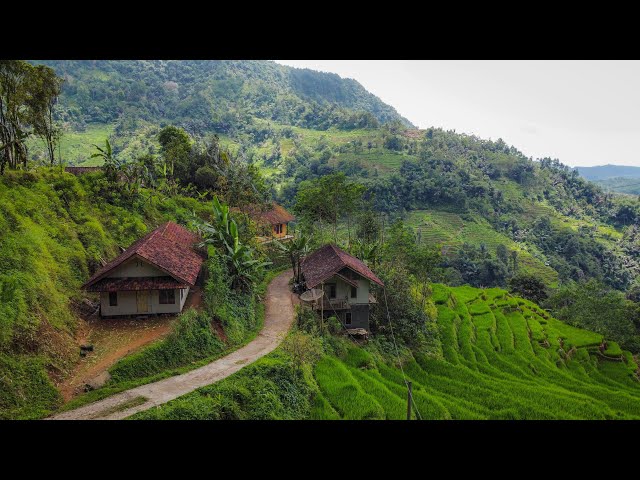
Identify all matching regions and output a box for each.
[276,60,640,167]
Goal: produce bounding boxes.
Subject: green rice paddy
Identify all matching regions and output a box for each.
[312,284,640,419]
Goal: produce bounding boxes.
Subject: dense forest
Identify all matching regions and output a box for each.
[30,60,413,134]
[1,60,639,419]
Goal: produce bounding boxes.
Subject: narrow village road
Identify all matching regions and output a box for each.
[49,270,295,420]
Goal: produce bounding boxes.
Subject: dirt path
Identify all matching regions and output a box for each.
[57,288,205,401]
[57,316,176,402]
[48,270,295,420]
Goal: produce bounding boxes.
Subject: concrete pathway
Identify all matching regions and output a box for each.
[49,270,295,420]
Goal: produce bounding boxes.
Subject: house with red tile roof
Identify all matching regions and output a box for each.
[241,202,295,242]
[300,244,383,331]
[82,222,204,317]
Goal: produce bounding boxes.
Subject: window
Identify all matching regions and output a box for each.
[109,292,118,306]
[345,312,352,326]
[328,284,336,298]
[350,285,357,298]
[274,223,283,235]
[159,290,176,304]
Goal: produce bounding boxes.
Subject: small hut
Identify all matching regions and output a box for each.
[243,202,296,243]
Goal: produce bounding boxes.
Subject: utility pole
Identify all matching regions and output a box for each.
[406,381,413,420]
[320,281,324,333]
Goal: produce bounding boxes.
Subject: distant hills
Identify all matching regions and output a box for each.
[575,164,640,181]
[574,165,640,195]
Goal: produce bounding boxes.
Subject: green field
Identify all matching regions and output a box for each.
[27,123,115,166]
[311,284,640,420]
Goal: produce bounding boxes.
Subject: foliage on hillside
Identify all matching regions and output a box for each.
[594,177,640,195]
[279,127,640,291]
[29,60,412,135]
[0,169,211,419]
[19,60,640,295]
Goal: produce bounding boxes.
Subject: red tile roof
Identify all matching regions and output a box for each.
[82,222,204,290]
[86,276,189,292]
[301,244,384,289]
[242,202,295,225]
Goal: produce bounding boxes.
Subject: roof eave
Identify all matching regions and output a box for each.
[82,253,199,290]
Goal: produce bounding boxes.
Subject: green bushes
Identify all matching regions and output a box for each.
[109,310,224,383]
[203,252,263,346]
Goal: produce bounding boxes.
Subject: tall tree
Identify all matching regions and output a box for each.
[27,65,64,165]
[294,172,364,242]
[0,61,63,172]
[0,61,31,172]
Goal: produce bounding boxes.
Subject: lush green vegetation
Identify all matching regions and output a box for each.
[3,59,640,420]
[0,168,213,419]
[21,60,640,295]
[29,60,411,137]
[594,177,640,195]
[136,284,640,420]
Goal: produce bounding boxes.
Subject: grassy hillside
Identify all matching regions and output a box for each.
[405,209,559,286]
[131,284,640,420]
[0,169,211,419]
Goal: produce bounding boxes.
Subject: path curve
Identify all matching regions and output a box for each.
[49,270,295,420]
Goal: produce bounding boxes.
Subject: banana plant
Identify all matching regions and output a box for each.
[90,139,123,183]
[351,240,380,268]
[226,239,271,291]
[192,195,272,291]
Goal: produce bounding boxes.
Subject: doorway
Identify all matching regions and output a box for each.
[136,290,150,313]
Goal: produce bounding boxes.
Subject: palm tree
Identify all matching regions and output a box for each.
[274,234,311,286]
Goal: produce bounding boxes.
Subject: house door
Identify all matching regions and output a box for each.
[136,291,150,313]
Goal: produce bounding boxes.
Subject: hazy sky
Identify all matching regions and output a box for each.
[276,60,640,167]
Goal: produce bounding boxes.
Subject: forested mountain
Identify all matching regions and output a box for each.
[576,164,640,181]
[30,60,413,133]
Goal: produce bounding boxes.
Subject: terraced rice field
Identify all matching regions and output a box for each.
[406,209,559,286]
[312,284,640,419]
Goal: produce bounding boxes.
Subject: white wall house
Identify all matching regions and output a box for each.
[82,222,203,318]
[300,244,384,330]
